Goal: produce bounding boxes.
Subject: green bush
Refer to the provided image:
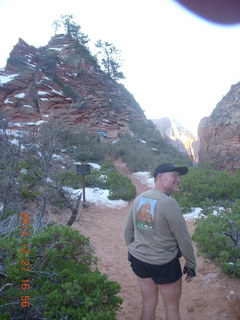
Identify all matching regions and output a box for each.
[107,171,136,201]
[86,162,113,188]
[87,163,136,201]
[59,172,82,189]
[0,225,122,319]
[174,164,240,212]
[193,200,240,279]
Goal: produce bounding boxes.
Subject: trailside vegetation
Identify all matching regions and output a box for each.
[174,163,240,213]
[0,225,122,319]
[173,163,240,279]
[193,200,240,279]
[86,162,136,201]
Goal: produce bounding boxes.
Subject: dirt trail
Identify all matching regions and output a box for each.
[71,160,240,320]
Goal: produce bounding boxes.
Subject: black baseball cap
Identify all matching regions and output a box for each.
[153,163,188,178]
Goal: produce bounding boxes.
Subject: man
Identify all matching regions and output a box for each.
[124,163,196,320]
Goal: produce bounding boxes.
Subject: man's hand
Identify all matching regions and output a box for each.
[183,266,196,283]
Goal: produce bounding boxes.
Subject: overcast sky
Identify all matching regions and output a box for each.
[1,0,240,135]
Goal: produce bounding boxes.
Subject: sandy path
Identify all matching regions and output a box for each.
[72,161,240,320]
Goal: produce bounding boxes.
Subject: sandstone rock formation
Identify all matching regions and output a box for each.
[198,82,240,171]
[0,35,147,139]
[152,117,199,162]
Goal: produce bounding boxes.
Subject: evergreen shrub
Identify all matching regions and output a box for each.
[193,200,240,279]
[0,225,122,319]
[107,171,136,201]
[58,172,82,189]
[174,164,240,212]
[87,163,136,201]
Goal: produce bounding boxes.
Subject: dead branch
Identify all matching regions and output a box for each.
[0,283,13,294]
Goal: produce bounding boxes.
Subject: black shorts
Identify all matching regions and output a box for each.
[129,253,182,285]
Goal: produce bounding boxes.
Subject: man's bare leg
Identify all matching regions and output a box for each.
[158,278,182,320]
[137,277,158,320]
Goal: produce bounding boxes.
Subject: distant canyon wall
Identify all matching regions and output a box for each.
[198,82,240,171]
[152,118,199,162]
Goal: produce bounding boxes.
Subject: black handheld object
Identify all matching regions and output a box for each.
[183,266,196,277]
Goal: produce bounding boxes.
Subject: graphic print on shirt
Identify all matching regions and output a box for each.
[136,197,157,231]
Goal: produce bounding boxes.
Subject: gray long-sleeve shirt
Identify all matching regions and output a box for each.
[124,189,196,269]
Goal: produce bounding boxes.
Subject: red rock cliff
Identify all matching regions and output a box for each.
[198,82,240,171]
[0,35,147,139]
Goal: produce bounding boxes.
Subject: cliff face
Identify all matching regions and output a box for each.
[152,118,199,162]
[0,35,146,139]
[198,82,240,171]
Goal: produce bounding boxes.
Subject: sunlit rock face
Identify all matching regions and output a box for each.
[0,35,148,139]
[198,82,240,171]
[152,117,199,162]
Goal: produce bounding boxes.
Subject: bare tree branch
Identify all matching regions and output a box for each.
[0,283,13,294]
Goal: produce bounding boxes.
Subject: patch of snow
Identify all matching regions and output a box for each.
[26,62,36,68]
[35,120,47,125]
[12,120,47,126]
[0,73,19,84]
[10,139,25,149]
[88,162,101,170]
[133,172,154,188]
[38,91,50,96]
[47,47,62,51]
[0,129,26,137]
[52,89,63,95]
[183,207,202,221]
[229,290,236,295]
[14,93,25,99]
[52,154,64,160]
[9,122,24,127]
[10,138,19,145]
[213,207,224,215]
[102,119,111,123]
[4,98,13,104]
[64,187,128,208]
[23,105,33,109]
